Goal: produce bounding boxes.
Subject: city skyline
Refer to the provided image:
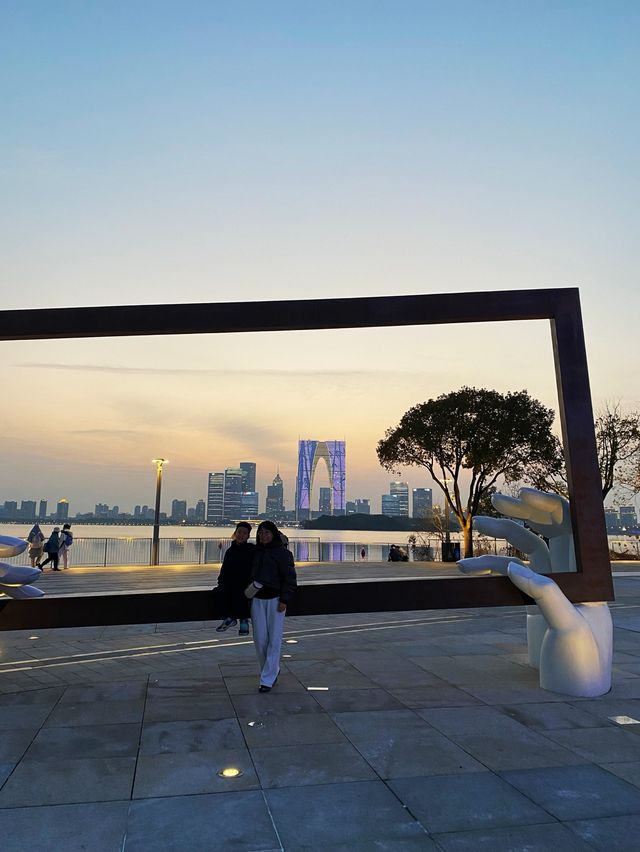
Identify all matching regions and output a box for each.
[1,3,638,514]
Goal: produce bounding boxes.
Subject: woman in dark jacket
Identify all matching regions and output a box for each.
[39,527,61,571]
[248,520,297,692]
[215,522,255,636]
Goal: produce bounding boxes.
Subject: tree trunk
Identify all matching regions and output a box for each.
[463,518,473,558]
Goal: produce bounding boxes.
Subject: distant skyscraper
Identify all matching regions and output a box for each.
[345,500,356,515]
[390,482,409,517]
[20,500,36,518]
[381,494,401,517]
[619,506,638,530]
[38,499,47,519]
[266,472,284,517]
[412,488,433,519]
[223,468,244,520]
[195,499,206,522]
[319,487,332,515]
[207,473,224,523]
[240,492,259,519]
[296,440,346,521]
[3,501,17,518]
[171,499,187,521]
[354,498,370,515]
[57,498,69,520]
[240,462,256,493]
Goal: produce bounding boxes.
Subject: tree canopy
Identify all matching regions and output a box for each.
[376,386,562,557]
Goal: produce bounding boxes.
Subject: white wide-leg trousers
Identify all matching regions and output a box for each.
[251,597,285,687]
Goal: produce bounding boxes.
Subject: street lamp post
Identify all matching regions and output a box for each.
[151,458,169,566]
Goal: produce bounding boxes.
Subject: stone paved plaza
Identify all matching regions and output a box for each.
[2,569,640,850]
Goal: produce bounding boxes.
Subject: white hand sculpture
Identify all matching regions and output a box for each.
[458,489,612,698]
[0,535,45,599]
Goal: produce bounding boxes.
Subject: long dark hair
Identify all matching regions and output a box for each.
[256,520,283,546]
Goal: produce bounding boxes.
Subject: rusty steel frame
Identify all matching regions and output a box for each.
[0,288,613,629]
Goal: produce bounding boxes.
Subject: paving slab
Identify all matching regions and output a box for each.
[240,710,346,747]
[143,694,235,722]
[567,813,640,851]
[599,761,640,787]
[500,764,640,820]
[0,756,136,807]
[542,726,640,763]
[307,686,404,712]
[0,728,38,762]
[432,822,592,851]
[389,772,555,833]
[139,716,244,754]
[132,748,259,797]
[0,800,129,852]
[124,791,280,851]
[58,680,147,704]
[231,690,324,718]
[45,697,146,727]
[501,701,613,731]
[251,741,377,788]
[265,780,432,849]
[25,722,141,760]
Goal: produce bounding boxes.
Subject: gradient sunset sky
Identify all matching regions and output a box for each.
[1,2,638,514]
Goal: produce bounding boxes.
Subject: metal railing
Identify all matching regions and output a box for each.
[7,535,638,567]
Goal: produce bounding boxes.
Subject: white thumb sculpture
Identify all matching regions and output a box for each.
[458,488,612,698]
[0,535,45,600]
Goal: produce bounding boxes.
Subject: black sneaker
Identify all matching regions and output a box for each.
[258,684,271,693]
[216,618,237,633]
[239,620,249,636]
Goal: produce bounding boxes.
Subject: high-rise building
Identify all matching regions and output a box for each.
[3,501,17,518]
[296,440,346,521]
[346,500,357,515]
[134,505,142,519]
[195,499,206,522]
[38,499,47,519]
[240,492,259,519]
[319,487,332,515]
[412,488,433,518]
[20,500,37,518]
[619,506,638,530]
[240,462,256,493]
[171,499,187,521]
[604,508,620,533]
[266,472,284,517]
[56,498,69,520]
[390,482,409,516]
[207,473,224,523]
[223,468,244,520]
[354,498,370,515]
[381,494,402,517]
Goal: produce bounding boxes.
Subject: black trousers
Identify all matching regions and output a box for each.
[39,552,59,570]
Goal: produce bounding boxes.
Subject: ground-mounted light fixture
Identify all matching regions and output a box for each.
[306,686,329,691]
[218,767,243,778]
[609,715,640,725]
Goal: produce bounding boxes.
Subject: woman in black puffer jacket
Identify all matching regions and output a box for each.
[214,522,256,636]
[248,520,297,692]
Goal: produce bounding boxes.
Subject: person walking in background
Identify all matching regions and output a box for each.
[215,521,255,636]
[39,526,62,571]
[27,523,45,568]
[247,520,297,693]
[59,523,73,569]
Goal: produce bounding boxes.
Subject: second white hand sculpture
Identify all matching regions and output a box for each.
[458,488,612,698]
[0,535,45,600]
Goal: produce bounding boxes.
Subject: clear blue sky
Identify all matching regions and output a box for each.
[1,1,638,511]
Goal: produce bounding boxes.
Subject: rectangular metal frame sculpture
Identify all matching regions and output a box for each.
[0,288,614,630]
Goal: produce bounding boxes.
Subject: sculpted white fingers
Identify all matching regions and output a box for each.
[0,535,45,599]
[456,491,611,697]
[507,562,612,697]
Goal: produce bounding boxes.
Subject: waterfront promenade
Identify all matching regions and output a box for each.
[1,568,640,850]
